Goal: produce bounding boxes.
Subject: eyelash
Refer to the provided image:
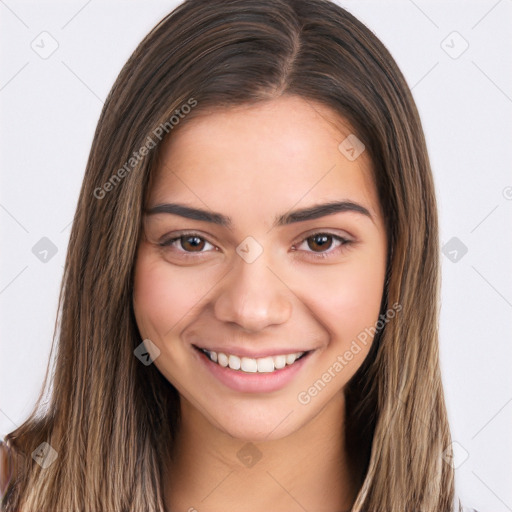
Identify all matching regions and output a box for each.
[158,231,352,260]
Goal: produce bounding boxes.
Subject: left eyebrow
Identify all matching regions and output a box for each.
[277,201,373,226]
[144,200,374,229]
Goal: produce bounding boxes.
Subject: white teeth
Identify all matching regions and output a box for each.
[228,354,241,370]
[286,353,297,364]
[257,357,274,373]
[274,355,286,369]
[201,348,306,373]
[241,357,258,373]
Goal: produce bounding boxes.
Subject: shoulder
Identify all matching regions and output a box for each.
[0,439,15,498]
[0,438,23,502]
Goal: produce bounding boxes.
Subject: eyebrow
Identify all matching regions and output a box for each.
[145,200,373,229]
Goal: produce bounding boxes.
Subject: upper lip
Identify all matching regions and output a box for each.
[193,344,312,358]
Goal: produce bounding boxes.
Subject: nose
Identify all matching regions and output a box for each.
[213,252,293,333]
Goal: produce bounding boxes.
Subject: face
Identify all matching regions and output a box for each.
[132,95,388,441]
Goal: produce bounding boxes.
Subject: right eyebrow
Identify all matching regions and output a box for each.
[145,203,231,227]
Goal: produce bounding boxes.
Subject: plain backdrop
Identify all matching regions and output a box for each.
[1,1,511,511]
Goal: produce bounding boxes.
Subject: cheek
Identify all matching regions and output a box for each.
[296,251,386,347]
[132,248,203,341]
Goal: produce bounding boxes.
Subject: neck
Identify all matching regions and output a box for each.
[164,392,359,512]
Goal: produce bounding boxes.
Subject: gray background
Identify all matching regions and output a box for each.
[1,1,511,510]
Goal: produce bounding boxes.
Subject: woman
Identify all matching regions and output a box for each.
[0,0,480,510]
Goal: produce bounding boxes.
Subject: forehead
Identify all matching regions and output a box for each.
[148,96,380,224]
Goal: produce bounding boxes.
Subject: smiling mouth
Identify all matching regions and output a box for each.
[194,346,310,373]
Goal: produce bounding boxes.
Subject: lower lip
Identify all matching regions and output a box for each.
[194,347,312,393]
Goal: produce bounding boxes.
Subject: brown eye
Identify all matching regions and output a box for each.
[159,232,216,254]
[293,231,352,259]
[307,234,334,252]
[180,235,206,252]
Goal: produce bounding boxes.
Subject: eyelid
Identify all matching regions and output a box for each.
[157,229,354,260]
[158,231,217,251]
[291,228,354,246]
[291,232,353,259]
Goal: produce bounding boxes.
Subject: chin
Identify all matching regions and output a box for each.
[204,397,310,443]
[217,416,296,443]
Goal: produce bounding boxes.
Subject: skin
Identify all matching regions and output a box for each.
[132,95,388,512]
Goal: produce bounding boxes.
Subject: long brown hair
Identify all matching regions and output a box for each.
[1,1,455,510]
